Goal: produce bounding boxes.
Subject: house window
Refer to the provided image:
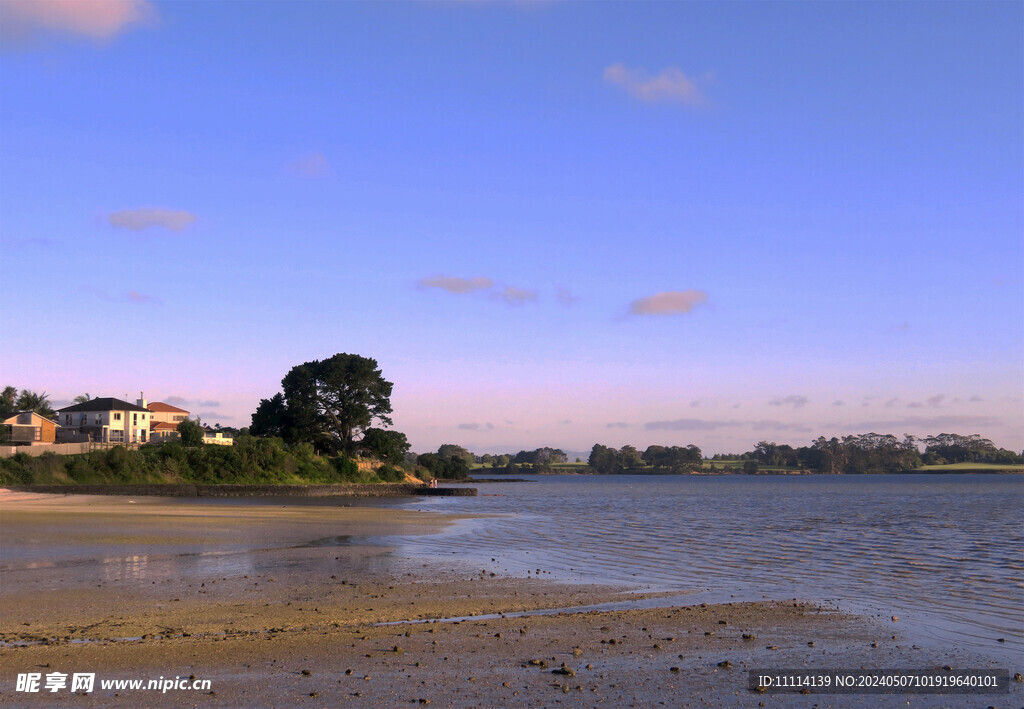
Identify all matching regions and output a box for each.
[173,415,186,422]
[133,413,137,425]
[114,413,121,421]
[65,415,71,425]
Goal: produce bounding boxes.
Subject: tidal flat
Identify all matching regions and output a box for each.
[0,491,1018,708]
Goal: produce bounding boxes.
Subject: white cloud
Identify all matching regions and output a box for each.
[418,276,494,294]
[629,289,708,316]
[0,0,156,42]
[603,63,706,106]
[108,208,196,232]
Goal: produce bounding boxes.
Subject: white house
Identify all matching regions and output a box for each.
[56,397,152,444]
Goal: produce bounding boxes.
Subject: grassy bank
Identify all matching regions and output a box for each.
[916,462,1024,473]
[0,435,417,487]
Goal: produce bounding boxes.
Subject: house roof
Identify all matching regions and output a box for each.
[2,411,59,426]
[151,421,179,431]
[57,397,149,414]
[148,402,189,414]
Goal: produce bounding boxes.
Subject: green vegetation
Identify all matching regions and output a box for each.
[250,353,395,456]
[588,444,703,474]
[0,434,413,487]
[584,432,1023,475]
[0,386,56,419]
[917,462,1024,472]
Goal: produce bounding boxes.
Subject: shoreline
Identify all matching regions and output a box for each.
[4,483,476,497]
[1,492,1018,707]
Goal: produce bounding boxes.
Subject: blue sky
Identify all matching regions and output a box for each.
[1,0,1021,455]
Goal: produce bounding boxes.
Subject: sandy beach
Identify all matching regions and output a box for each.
[0,490,1017,708]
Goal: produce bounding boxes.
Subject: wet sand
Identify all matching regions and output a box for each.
[1,491,1018,707]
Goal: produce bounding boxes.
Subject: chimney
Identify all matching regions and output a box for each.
[137,391,148,409]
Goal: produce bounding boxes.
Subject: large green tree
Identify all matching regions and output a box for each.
[360,428,410,465]
[250,393,289,439]
[279,353,394,455]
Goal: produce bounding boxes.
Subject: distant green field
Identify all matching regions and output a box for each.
[917,462,1024,472]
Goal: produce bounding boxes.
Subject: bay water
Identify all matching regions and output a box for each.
[390,474,1023,666]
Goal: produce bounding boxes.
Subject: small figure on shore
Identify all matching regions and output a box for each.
[429,478,438,488]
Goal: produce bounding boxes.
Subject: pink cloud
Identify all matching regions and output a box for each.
[108,208,196,232]
[0,0,156,42]
[418,276,494,294]
[603,63,706,106]
[629,289,708,316]
[127,290,155,304]
[492,285,538,305]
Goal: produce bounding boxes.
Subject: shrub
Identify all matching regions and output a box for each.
[376,464,404,483]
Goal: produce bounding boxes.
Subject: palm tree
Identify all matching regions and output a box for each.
[0,386,17,417]
[73,393,92,404]
[16,390,56,419]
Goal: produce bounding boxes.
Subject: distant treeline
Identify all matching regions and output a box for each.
[585,433,1023,475]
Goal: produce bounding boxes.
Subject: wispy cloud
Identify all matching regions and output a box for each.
[84,286,159,305]
[108,207,196,232]
[629,289,708,316]
[197,411,234,424]
[769,395,809,409]
[644,418,723,431]
[606,422,629,429]
[907,395,945,409]
[603,63,706,106]
[850,415,1002,431]
[418,275,494,294]
[556,287,580,307]
[286,151,331,178]
[458,422,494,432]
[492,285,539,305]
[0,0,157,43]
[165,396,221,408]
[748,420,813,433]
[644,418,812,433]
[127,290,155,304]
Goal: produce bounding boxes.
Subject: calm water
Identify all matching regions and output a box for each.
[392,474,1023,665]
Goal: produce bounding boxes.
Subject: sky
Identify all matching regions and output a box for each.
[1,0,1021,456]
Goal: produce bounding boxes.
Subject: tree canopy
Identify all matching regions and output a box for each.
[177,418,205,447]
[251,353,394,455]
[0,387,55,419]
